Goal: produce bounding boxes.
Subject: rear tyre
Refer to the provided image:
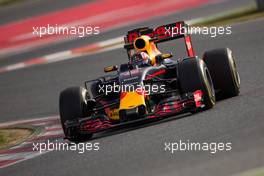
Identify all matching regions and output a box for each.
[203,48,240,99]
[178,57,215,109]
[59,86,93,141]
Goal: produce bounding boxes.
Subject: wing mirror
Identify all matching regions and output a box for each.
[161,53,173,59]
[104,65,118,73]
[155,53,173,63]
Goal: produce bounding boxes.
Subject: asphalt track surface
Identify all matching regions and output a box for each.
[0,0,264,175]
[0,0,93,25]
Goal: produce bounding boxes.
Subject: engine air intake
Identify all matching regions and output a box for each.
[135,38,146,49]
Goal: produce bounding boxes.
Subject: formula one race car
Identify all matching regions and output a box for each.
[59,21,240,141]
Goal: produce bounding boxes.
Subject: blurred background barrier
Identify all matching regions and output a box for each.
[256,0,264,11]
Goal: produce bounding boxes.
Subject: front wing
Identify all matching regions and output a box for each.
[64,90,204,138]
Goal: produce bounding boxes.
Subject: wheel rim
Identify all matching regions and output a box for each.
[231,56,240,88]
[205,67,215,101]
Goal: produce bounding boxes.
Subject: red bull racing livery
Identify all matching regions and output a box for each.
[59,21,240,141]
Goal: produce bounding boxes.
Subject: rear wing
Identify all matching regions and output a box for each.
[124,21,195,58]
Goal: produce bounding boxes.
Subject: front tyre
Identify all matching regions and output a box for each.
[178,57,215,109]
[59,86,93,141]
